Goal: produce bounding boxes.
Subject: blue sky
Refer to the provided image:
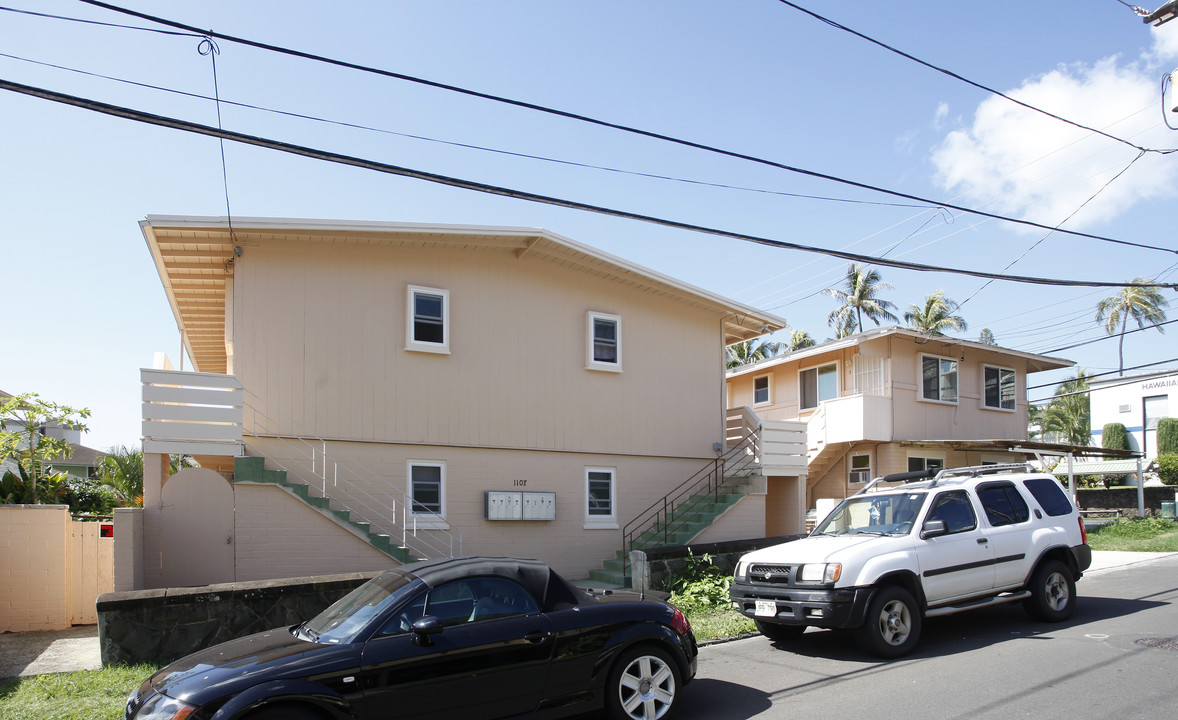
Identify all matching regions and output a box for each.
[2,1,1176,451]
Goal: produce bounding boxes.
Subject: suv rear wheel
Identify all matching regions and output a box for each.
[1024,559,1076,622]
[855,586,922,659]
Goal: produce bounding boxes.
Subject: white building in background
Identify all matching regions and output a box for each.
[1090,369,1177,460]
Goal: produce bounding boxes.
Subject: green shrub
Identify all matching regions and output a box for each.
[1158,418,1178,455]
[1157,453,1178,486]
[666,550,734,614]
[1102,423,1129,451]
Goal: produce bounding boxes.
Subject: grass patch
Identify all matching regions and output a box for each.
[0,665,157,720]
[1087,517,1178,552]
[687,608,756,643]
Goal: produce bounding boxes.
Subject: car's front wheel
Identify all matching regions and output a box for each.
[755,620,806,643]
[1024,559,1076,622]
[854,585,922,658]
[606,645,683,720]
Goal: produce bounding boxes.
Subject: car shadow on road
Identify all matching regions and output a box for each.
[757,592,1170,662]
[679,678,773,720]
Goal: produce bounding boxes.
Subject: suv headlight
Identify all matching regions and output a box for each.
[797,563,842,584]
[735,560,750,580]
[130,690,197,720]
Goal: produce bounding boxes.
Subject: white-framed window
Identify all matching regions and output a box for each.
[406,286,449,354]
[907,455,945,473]
[408,461,447,525]
[585,467,617,528]
[753,375,771,405]
[982,365,1016,411]
[849,453,872,484]
[586,312,622,372]
[920,355,958,404]
[800,362,838,410]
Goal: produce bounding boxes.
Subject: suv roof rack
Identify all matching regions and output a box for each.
[853,463,1034,496]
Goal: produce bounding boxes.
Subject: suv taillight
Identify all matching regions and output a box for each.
[670,607,691,636]
[1078,516,1088,544]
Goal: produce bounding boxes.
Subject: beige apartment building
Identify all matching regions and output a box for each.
[726,327,1074,531]
[126,217,805,588]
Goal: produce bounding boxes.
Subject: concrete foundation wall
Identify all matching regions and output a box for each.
[97,571,379,666]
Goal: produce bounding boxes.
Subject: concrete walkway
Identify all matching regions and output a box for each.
[1,550,1173,681]
[0,625,102,681]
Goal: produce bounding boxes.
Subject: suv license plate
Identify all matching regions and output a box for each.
[755,600,776,618]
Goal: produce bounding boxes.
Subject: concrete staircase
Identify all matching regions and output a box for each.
[232,456,413,563]
[585,479,755,588]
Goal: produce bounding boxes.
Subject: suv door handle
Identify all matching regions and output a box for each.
[524,630,552,644]
[976,538,988,544]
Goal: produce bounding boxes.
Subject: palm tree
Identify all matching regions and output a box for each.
[725,338,783,369]
[905,290,968,335]
[788,330,816,351]
[1095,280,1169,376]
[97,445,144,507]
[823,264,898,337]
[1029,371,1091,446]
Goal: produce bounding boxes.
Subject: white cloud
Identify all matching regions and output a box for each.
[1150,23,1178,61]
[931,57,1178,231]
[933,102,949,128]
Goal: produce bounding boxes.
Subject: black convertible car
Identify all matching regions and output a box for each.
[125,556,697,720]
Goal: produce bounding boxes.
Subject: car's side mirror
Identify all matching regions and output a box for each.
[920,519,947,540]
[411,616,443,646]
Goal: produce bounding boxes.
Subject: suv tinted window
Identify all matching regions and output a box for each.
[1022,478,1074,517]
[977,482,1030,526]
[927,490,977,534]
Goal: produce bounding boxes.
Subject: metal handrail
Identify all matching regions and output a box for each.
[240,388,462,560]
[620,429,760,576]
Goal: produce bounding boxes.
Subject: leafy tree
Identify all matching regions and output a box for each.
[1095,280,1169,376]
[1029,370,1091,447]
[978,328,997,345]
[1158,418,1178,455]
[725,338,783,369]
[0,463,71,505]
[0,393,90,504]
[1101,423,1129,451]
[788,329,816,351]
[904,290,968,335]
[824,264,898,338]
[97,445,145,507]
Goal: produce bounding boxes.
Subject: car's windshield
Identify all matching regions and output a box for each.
[301,572,418,644]
[814,492,928,536]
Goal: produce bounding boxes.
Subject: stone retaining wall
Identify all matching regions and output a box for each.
[97,571,379,666]
[1076,487,1178,516]
[633,535,805,590]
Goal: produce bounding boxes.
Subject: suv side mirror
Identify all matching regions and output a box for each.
[920,519,947,540]
[411,615,443,646]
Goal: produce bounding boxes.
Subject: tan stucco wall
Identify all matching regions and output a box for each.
[234,484,397,581]
[691,494,767,545]
[238,439,710,579]
[0,505,69,631]
[232,240,726,460]
[1,505,114,632]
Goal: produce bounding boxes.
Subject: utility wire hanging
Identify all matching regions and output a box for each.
[2,76,1175,292]
[65,0,1178,254]
[776,0,1177,155]
[197,36,239,257]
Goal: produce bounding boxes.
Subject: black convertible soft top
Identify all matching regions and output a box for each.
[387,556,584,611]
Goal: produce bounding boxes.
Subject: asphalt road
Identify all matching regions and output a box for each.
[681,554,1178,720]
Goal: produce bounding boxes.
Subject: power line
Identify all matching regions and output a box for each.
[62,0,1178,254]
[1042,318,1178,353]
[5,77,1175,292]
[774,0,1177,156]
[1026,357,1178,391]
[0,50,934,211]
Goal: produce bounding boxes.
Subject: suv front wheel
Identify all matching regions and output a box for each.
[1024,559,1076,622]
[855,586,922,658]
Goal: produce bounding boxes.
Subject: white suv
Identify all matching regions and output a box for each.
[730,464,1092,658]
